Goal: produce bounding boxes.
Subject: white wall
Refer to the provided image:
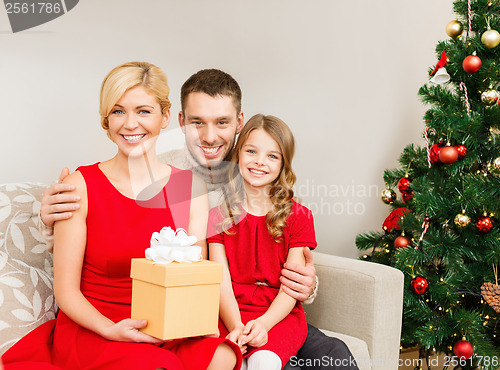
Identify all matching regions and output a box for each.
[0,0,454,258]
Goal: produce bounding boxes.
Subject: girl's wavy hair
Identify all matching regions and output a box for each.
[221,114,296,241]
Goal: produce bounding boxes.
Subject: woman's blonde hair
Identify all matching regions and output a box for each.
[99,62,171,136]
[221,114,296,240]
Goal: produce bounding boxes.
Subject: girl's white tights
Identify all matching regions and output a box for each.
[241,350,282,370]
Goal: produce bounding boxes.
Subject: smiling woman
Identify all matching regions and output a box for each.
[1,62,242,370]
[106,85,169,161]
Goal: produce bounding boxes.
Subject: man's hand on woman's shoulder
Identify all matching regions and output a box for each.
[41,167,80,227]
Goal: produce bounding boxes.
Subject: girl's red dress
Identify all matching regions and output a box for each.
[207,200,316,368]
[2,163,241,370]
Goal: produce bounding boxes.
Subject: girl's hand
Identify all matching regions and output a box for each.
[226,324,244,343]
[101,319,162,344]
[226,325,247,354]
[238,319,268,348]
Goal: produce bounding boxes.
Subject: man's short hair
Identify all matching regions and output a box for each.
[181,69,242,114]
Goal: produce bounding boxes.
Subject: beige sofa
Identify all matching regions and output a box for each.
[0,182,404,369]
[305,253,404,370]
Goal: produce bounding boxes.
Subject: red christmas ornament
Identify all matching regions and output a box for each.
[455,144,467,159]
[429,143,442,164]
[463,54,482,73]
[401,191,414,204]
[411,276,429,295]
[439,146,459,164]
[382,208,410,232]
[394,235,412,249]
[453,339,473,360]
[397,176,412,193]
[476,216,494,233]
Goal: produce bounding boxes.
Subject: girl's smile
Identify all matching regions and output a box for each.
[248,168,268,176]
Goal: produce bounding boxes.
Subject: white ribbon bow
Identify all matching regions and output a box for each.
[145,227,201,264]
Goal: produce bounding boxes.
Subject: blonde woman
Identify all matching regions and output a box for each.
[3,62,241,370]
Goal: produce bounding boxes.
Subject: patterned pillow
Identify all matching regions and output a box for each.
[0,183,57,356]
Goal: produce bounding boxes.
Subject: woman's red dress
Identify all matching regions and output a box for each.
[2,163,241,370]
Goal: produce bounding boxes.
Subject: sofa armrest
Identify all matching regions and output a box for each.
[303,252,403,370]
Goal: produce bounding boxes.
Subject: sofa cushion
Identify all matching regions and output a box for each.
[0,183,56,356]
[320,329,371,370]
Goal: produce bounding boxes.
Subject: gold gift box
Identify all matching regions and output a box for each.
[130,258,222,340]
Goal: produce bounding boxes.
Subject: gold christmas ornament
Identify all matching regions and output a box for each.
[493,157,500,169]
[454,213,471,228]
[481,28,500,49]
[446,20,463,39]
[481,89,500,105]
[380,188,397,204]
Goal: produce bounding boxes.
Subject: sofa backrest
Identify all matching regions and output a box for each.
[0,183,57,356]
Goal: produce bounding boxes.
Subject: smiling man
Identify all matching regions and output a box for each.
[39,68,357,370]
[180,90,243,168]
[156,70,244,209]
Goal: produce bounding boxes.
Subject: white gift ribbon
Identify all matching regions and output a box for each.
[145,227,201,264]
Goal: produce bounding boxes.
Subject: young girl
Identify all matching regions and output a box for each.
[208,114,317,370]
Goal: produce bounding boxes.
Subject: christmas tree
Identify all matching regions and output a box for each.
[356,0,500,368]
